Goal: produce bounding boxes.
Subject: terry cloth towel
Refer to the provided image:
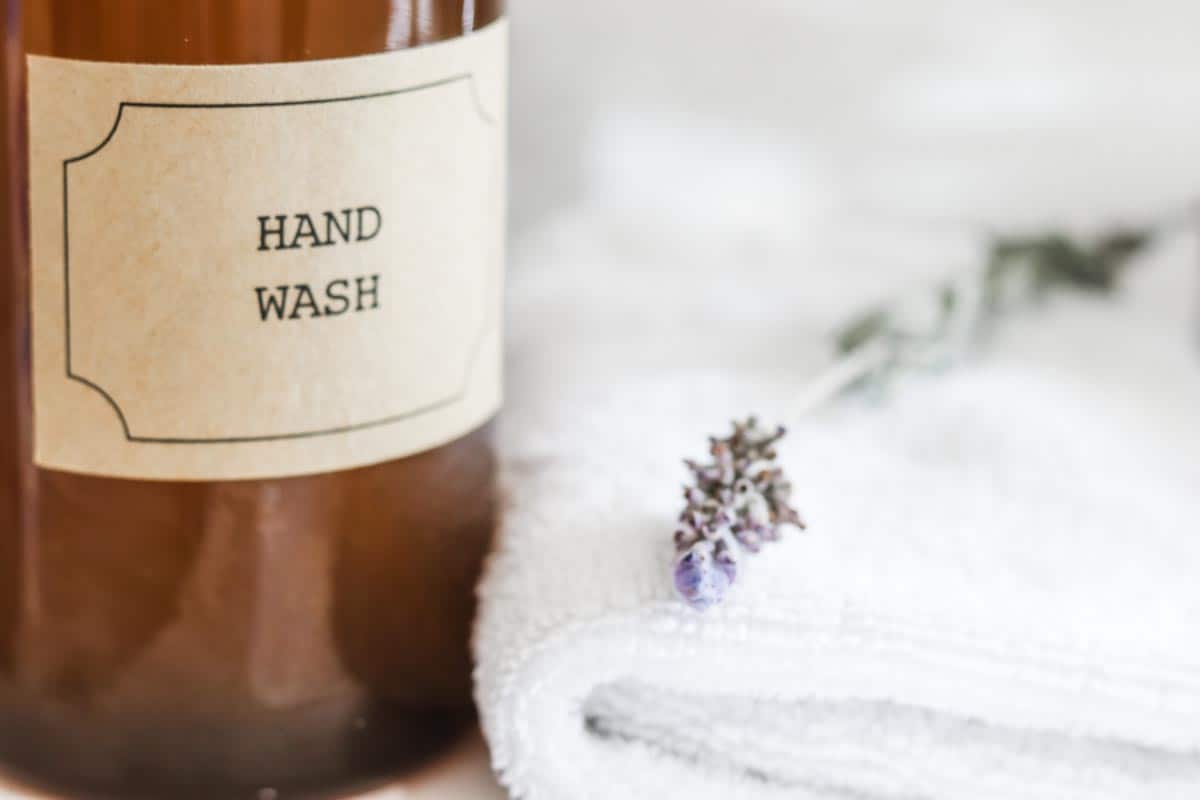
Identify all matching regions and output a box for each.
[474,214,1200,800]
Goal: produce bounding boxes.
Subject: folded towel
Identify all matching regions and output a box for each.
[475,214,1200,800]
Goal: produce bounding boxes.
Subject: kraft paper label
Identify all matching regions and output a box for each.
[27,21,506,481]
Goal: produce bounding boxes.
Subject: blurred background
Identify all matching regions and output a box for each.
[502,0,1199,403]
[511,0,1199,233]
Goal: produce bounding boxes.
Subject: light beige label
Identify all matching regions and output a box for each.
[27,21,506,481]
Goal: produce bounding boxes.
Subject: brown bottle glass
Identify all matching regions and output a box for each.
[0,2,502,798]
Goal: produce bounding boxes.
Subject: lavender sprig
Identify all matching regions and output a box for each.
[833,227,1157,398]
[671,225,1167,611]
[673,418,805,610]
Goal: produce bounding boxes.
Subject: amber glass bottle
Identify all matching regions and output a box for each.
[0,1,505,798]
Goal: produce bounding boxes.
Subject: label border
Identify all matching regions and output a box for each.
[61,74,496,446]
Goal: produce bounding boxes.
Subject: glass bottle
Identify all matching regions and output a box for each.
[0,1,505,797]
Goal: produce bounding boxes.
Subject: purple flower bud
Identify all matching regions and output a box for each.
[674,527,700,549]
[743,494,771,527]
[758,522,782,542]
[673,544,733,611]
[777,506,806,529]
[713,539,738,584]
[734,527,763,552]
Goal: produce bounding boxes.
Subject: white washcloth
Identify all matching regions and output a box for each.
[475,213,1200,800]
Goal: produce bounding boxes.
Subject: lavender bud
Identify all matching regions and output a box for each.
[777,506,806,529]
[758,522,782,542]
[674,527,700,549]
[734,527,762,553]
[743,460,773,479]
[673,543,732,611]
[713,539,738,584]
[742,493,771,527]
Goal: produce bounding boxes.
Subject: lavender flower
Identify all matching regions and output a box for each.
[673,540,735,611]
[673,417,805,610]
